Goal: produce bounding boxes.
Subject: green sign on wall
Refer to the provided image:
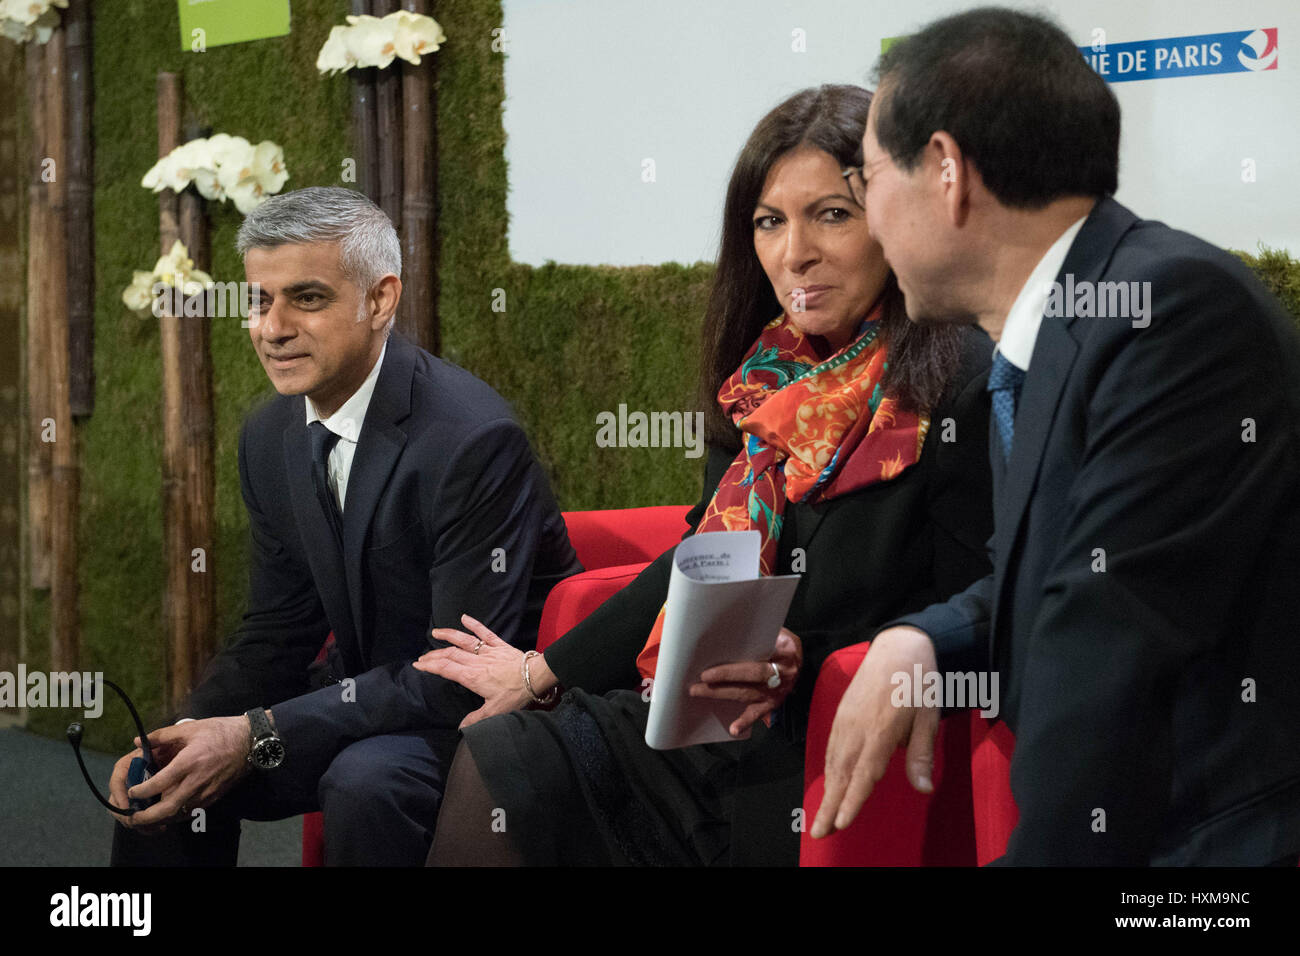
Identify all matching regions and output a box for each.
[178,0,291,52]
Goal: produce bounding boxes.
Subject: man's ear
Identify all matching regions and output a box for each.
[927,131,972,229]
[370,274,402,331]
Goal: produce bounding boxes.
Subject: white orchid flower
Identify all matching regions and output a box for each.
[0,0,63,42]
[122,239,214,317]
[1,0,66,27]
[153,239,195,282]
[140,156,171,192]
[227,180,268,215]
[316,10,444,73]
[345,13,398,69]
[316,24,353,75]
[391,11,445,65]
[206,133,251,168]
[121,270,156,316]
[178,268,215,296]
[169,139,216,184]
[245,141,289,193]
[191,167,227,202]
[139,134,286,210]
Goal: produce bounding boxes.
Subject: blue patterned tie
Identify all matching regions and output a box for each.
[987,352,1026,461]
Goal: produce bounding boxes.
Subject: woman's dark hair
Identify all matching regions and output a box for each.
[698,84,964,451]
[873,7,1120,208]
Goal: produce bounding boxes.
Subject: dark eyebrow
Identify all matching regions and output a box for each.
[754,193,859,216]
[280,280,335,297]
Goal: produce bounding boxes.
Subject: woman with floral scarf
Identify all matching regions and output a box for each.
[417,85,995,866]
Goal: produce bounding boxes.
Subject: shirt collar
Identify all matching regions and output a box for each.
[995,215,1088,371]
[304,339,388,444]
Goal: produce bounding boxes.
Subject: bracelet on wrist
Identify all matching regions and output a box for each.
[521,650,560,706]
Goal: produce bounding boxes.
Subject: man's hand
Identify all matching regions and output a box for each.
[109,716,253,829]
[689,628,803,738]
[811,625,940,839]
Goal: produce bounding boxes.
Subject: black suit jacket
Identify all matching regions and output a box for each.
[184,332,580,776]
[898,197,1300,865]
[544,326,996,864]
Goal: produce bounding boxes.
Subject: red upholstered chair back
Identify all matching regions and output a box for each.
[535,507,691,654]
[562,505,692,570]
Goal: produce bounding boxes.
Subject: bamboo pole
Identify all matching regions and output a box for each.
[64,0,94,417]
[44,27,80,672]
[372,0,403,233]
[24,42,50,592]
[156,72,190,709]
[399,0,438,354]
[350,0,379,202]
[0,38,25,678]
[177,119,216,703]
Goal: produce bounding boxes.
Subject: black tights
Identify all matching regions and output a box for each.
[427,741,526,866]
[428,736,613,866]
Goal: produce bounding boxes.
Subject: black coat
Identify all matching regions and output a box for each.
[898,197,1300,864]
[184,332,580,780]
[544,325,996,864]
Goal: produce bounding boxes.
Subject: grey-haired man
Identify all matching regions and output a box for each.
[109,187,580,865]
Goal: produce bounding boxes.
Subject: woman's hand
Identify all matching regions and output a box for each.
[689,627,803,738]
[413,614,553,729]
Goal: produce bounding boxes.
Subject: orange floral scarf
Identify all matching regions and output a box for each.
[636,300,929,680]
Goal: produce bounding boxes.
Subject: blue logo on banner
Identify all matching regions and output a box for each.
[1080,28,1278,82]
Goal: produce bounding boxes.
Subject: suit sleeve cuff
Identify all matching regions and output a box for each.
[882,603,984,678]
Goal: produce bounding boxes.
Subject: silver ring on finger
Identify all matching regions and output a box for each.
[473,638,484,655]
[766,662,781,689]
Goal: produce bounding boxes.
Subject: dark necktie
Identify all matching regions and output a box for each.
[987,352,1027,462]
[308,421,344,546]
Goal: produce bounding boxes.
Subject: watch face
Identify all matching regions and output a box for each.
[252,738,286,770]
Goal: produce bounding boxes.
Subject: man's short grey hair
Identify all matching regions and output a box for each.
[236,186,402,330]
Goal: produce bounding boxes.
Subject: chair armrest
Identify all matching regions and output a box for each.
[799,642,976,866]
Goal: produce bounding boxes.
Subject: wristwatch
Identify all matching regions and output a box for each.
[244,707,286,770]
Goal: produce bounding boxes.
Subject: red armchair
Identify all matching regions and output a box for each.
[800,642,978,866]
[301,505,691,866]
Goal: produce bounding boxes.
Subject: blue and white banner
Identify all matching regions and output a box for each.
[1080,28,1278,83]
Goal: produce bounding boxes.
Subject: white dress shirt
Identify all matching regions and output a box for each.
[994,216,1088,372]
[304,339,388,513]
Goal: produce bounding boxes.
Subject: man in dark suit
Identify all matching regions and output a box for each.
[813,8,1300,864]
[109,186,580,865]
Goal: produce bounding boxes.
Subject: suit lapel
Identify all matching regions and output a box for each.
[341,335,414,652]
[989,197,1139,662]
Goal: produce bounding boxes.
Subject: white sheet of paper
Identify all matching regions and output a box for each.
[644,530,801,750]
